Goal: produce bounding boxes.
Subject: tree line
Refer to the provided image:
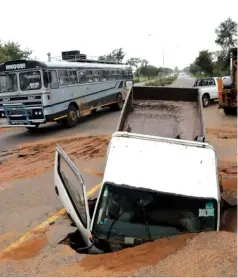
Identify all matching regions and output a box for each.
[0,42,175,79]
[189,17,237,77]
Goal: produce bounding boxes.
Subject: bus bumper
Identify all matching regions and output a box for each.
[2,104,45,126]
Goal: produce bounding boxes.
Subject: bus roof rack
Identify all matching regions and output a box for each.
[54,50,127,65]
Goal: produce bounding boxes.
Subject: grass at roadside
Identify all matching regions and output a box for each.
[145,75,178,86]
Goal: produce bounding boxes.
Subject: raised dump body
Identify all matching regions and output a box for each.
[117,86,205,141]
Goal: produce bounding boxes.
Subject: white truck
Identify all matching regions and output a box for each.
[54,86,222,254]
[193,77,219,107]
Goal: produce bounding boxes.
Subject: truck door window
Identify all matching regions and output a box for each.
[58,155,87,227]
[208,79,215,86]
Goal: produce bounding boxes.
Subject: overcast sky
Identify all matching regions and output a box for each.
[0,0,237,69]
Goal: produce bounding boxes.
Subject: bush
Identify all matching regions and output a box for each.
[145,76,177,86]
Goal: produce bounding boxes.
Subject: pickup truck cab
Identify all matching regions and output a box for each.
[54,132,220,254]
[193,77,219,107]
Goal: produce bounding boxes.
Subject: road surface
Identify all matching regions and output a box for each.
[0,74,236,276]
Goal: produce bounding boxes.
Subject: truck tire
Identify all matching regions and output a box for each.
[110,93,123,111]
[63,104,78,128]
[202,94,210,107]
[224,107,237,115]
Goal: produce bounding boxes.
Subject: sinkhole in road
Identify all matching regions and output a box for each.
[59,228,92,255]
[58,198,237,255]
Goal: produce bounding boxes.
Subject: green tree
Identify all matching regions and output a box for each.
[127,57,141,77]
[0,40,32,63]
[174,66,179,73]
[189,63,201,75]
[98,48,125,62]
[214,18,237,74]
[194,50,214,76]
[215,17,237,51]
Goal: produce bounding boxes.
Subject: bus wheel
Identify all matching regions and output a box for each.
[63,104,78,128]
[26,124,40,131]
[110,93,123,111]
[91,108,97,116]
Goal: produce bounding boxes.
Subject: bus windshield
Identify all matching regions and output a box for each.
[93,183,217,241]
[19,71,42,91]
[0,73,18,93]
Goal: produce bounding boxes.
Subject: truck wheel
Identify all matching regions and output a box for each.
[224,107,237,115]
[202,94,210,107]
[63,104,78,128]
[110,93,123,111]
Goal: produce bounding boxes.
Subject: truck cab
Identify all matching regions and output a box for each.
[54,132,220,253]
[193,77,219,107]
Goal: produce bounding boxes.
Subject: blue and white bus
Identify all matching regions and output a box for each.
[0,53,133,129]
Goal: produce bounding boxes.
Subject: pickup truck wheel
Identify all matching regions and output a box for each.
[63,105,78,128]
[202,94,210,107]
[110,93,123,111]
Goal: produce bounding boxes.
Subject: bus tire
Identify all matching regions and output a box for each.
[63,104,78,128]
[26,123,40,131]
[91,108,97,116]
[110,93,123,111]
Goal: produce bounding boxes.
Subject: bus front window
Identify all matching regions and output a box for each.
[19,71,42,91]
[0,73,17,93]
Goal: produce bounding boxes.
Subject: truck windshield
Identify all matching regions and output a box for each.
[0,73,17,93]
[19,71,42,91]
[93,183,217,241]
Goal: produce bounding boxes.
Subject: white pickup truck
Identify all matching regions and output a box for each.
[55,132,220,254]
[193,77,219,107]
[54,86,223,254]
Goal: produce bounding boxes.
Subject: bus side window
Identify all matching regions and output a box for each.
[86,70,93,83]
[101,70,107,81]
[68,70,78,84]
[49,70,59,89]
[78,71,86,84]
[93,70,100,82]
[117,70,122,80]
[108,70,112,80]
[58,70,69,86]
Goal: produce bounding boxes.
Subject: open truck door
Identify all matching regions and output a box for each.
[54,145,91,247]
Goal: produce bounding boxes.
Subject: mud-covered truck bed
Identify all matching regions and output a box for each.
[117,86,205,141]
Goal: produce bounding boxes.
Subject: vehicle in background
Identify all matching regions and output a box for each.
[54,85,223,254]
[55,132,220,254]
[0,50,133,130]
[193,77,219,107]
[218,47,237,115]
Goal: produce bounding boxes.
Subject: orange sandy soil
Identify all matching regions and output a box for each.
[0,135,110,183]
[0,127,237,277]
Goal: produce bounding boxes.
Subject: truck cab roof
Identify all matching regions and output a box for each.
[103,132,219,200]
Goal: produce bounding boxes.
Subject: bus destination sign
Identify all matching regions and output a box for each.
[5,63,26,71]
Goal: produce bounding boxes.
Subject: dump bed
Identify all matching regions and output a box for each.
[117,86,205,141]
